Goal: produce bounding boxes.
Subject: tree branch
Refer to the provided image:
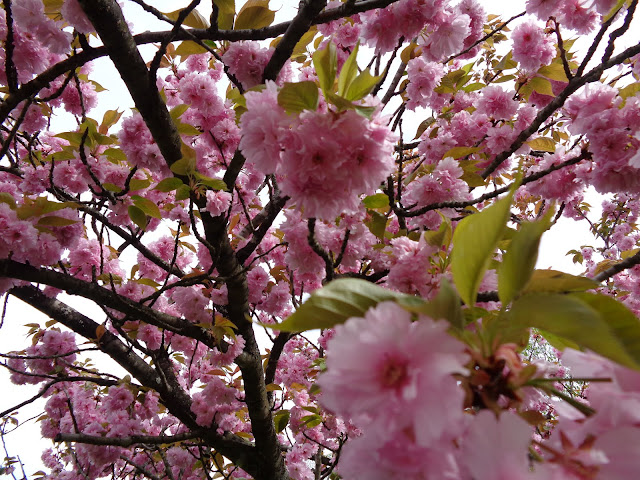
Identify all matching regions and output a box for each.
[263,0,327,82]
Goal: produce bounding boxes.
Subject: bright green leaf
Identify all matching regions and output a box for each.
[443,146,483,159]
[0,192,16,209]
[132,195,162,219]
[508,292,640,370]
[273,410,290,433]
[234,0,274,30]
[538,62,569,82]
[170,104,189,121]
[266,278,402,332]
[129,178,151,191]
[155,177,185,192]
[530,76,555,96]
[212,0,235,30]
[103,148,127,163]
[175,41,209,58]
[194,173,228,191]
[36,216,79,227]
[397,279,464,330]
[312,41,337,94]
[277,81,319,114]
[175,184,191,201]
[164,8,209,29]
[346,70,382,102]
[423,215,452,248]
[362,193,389,209]
[128,205,148,230]
[527,137,556,153]
[498,208,553,304]
[451,192,514,306]
[176,122,201,136]
[523,269,599,294]
[338,42,360,97]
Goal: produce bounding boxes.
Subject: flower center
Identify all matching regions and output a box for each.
[379,354,409,389]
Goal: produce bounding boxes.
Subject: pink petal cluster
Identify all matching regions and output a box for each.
[318,301,468,447]
[406,57,446,110]
[239,84,396,220]
[512,20,555,72]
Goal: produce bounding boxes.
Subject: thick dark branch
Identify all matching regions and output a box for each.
[481,42,640,178]
[2,0,18,92]
[200,210,288,480]
[55,431,199,447]
[8,285,258,474]
[263,0,328,82]
[237,194,289,264]
[593,250,640,282]
[0,260,216,347]
[308,218,334,281]
[9,286,165,393]
[601,0,637,65]
[77,0,184,173]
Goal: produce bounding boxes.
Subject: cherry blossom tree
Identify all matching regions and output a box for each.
[2,0,640,479]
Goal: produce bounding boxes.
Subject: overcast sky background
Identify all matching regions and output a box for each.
[3,0,638,475]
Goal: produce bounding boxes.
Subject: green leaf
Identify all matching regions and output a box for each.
[362,193,389,209]
[364,211,388,239]
[266,278,402,332]
[442,146,483,159]
[102,183,122,193]
[498,208,553,304]
[132,195,162,219]
[273,410,290,433]
[103,148,127,163]
[170,156,196,176]
[346,70,382,102]
[538,62,569,82]
[175,184,192,201]
[397,279,464,330]
[164,8,209,29]
[99,109,123,134]
[194,173,228,191]
[175,41,209,58]
[620,82,640,99]
[508,292,640,370]
[338,42,360,97]
[176,122,201,136]
[277,81,319,114]
[312,41,337,94]
[128,205,148,230]
[530,76,554,96]
[523,270,599,294]
[234,0,274,30]
[451,192,514,306]
[0,192,16,209]
[37,216,79,227]
[170,104,189,122]
[423,215,452,248]
[527,137,556,153]
[212,0,235,30]
[129,178,151,191]
[155,177,185,192]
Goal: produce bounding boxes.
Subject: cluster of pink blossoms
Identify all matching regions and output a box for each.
[526,0,617,33]
[317,302,543,480]
[564,84,640,193]
[358,0,484,60]
[239,83,397,220]
[318,301,640,479]
[511,19,556,72]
